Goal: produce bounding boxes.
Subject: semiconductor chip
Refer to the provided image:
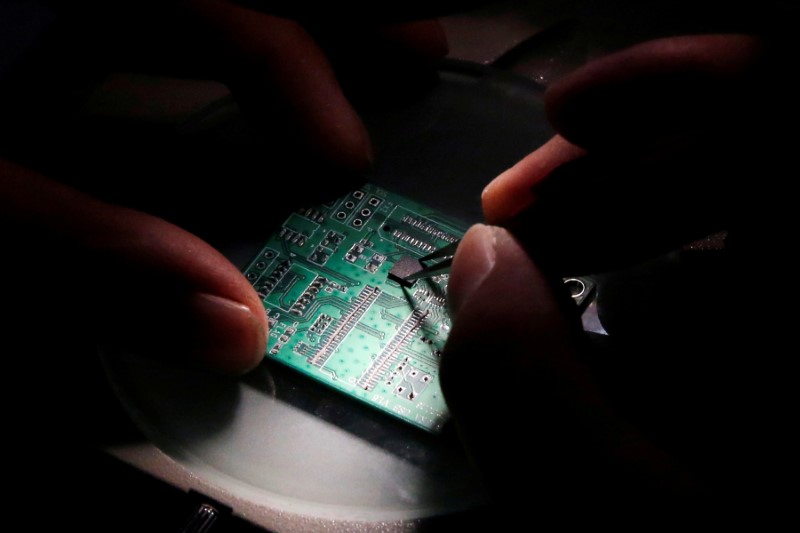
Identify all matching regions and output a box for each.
[388,256,424,287]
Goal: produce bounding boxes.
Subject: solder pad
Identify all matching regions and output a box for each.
[243,183,466,432]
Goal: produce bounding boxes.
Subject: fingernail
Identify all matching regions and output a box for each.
[185,292,267,375]
[447,224,498,318]
[481,136,586,225]
[481,168,536,224]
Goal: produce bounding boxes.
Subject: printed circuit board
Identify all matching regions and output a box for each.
[243,183,465,432]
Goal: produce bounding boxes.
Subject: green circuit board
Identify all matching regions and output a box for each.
[243,183,466,432]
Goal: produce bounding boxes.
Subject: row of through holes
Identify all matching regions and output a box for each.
[247,249,277,280]
[336,207,372,227]
[335,195,381,224]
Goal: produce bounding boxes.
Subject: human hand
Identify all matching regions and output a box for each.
[0,1,447,374]
[482,34,792,274]
[441,33,795,524]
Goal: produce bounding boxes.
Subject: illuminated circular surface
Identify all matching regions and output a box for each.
[102,61,553,528]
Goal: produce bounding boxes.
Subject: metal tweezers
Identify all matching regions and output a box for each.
[402,239,461,282]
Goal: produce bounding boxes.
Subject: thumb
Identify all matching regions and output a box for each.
[1,158,266,374]
[441,224,700,521]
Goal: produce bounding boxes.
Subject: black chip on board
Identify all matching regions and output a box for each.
[388,256,423,287]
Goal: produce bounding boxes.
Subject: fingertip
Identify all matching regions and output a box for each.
[442,223,578,449]
[90,209,270,375]
[481,166,533,225]
[447,224,498,318]
[194,3,374,174]
[187,292,267,375]
[316,101,374,172]
[481,136,585,224]
[447,225,560,334]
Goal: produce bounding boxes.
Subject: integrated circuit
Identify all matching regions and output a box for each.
[243,183,466,432]
[387,256,424,288]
